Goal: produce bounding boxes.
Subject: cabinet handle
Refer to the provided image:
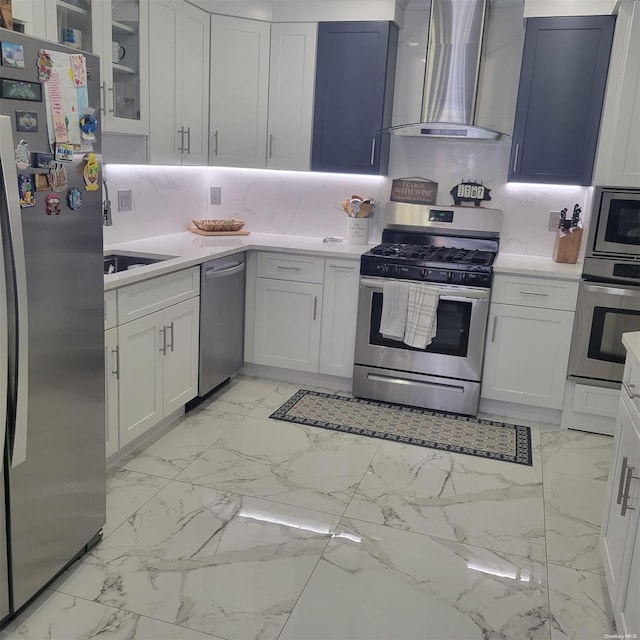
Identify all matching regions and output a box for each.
[620,464,639,517]
[177,127,184,153]
[512,143,520,173]
[313,296,318,321]
[111,347,119,380]
[107,85,115,114]
[617,456,629,505]
[370,138,376,165]
[213,130,219,156]
[159,326,167,356]
[185,127,191,155]
[269,133,274,159]
[100,81,108,115]
[276,265,302,271]
[491,316,497,342]
[167,321,175,352]
[519,291,549,297]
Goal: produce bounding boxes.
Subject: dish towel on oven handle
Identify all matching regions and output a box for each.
[404,283,440,349]
[380,281,410,341]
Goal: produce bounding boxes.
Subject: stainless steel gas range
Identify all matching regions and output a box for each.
[353,202,502,416]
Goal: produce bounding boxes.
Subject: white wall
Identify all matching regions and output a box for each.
[103,165,387,246]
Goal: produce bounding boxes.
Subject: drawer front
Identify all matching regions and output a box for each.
[117,267,200,324]
[572,383,620,418]
[104,290,117,330]
[491,275,579,310]
[256,252,324,283]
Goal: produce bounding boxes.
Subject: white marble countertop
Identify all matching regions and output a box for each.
[104,231,372,291]
[493,253,583,280]
[105,233,588,291]
[623,332,640,365]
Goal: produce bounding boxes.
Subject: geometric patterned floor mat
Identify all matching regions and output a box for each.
[270,389,532,466]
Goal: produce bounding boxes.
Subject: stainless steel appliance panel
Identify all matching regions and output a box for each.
[353,364,481,415]
[0,478,8,621]
[0,33,105,614]
[355,277,490,383]
[569,280,640,385]
[589,187,640,258]
[199,256,245,396]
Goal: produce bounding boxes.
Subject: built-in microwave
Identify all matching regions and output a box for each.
[583,186,640,283]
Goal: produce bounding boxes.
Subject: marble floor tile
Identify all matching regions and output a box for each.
[279,518,550,640]
[104,468,170,537]
[53,481,339,640]
[547,563,612,640]
[544,471,607,573]
[0,590,223,640]
[344,440,547,561]
[542,427,613,482]
[176,416,381,515]
[198,376,285,416]
[118,410,243,479]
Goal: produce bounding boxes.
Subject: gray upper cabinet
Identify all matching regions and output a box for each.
[509,15,615,185]
[311,21,398,175]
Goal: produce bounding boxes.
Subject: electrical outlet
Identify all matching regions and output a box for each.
[117,189,132,212]
[548,211,561,232]
[210,187,222,205]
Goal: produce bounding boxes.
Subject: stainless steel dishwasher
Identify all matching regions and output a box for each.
[198,254,246,396]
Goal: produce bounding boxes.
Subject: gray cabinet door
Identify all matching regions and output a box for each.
[311,21,397,175]
[509,16,615,185]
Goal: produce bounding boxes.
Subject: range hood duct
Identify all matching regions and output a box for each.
[387,0,501,140]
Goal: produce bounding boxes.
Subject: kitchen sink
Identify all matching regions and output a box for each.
[103,252,176,275]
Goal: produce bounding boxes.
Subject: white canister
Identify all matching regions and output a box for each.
[346,217,370,244]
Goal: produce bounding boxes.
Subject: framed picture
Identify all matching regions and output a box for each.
[0,78,42,101]
[34,173,49,191]
[15,110,38,132]
[1,42,25,68]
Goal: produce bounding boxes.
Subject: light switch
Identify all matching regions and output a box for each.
[118,190,132,212]
[210,187,222,205]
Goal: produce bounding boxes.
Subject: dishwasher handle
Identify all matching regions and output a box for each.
[204,262,245,279]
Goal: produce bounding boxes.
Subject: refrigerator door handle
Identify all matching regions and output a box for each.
[0,177,7,465]
[0,116,30,468]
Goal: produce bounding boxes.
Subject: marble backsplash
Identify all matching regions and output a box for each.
[103,137,591,259]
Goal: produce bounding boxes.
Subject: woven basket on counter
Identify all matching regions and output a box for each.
[192,218,245,232]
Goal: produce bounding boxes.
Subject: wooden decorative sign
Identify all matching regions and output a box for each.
[390,177,438,205]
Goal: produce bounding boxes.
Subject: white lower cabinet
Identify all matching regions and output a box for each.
[253,278,323,372]
[118,297,199,447]
[247,252,359,378]
[319,259,359,377]
[104,327,119,458]
[601,344,640,635]
[481,274,578,410]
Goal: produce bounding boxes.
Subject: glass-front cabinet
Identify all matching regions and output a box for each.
[43,0,148,135]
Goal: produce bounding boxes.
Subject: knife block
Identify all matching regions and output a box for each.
[553,228,583,264]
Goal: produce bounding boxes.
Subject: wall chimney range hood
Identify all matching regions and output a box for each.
[387,0,501,140]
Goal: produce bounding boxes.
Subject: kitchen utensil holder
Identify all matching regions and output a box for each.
[553,228,583,263]
[347,217,369,244]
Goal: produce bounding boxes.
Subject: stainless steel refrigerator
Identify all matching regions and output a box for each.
[0,31,105,622]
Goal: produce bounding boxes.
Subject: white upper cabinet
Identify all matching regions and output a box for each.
[594,0,640,188]
[266,23,317,170]
[33,0,149,134]
[96,0,149,135]
[149,0,210,164]
[209,15,270,168]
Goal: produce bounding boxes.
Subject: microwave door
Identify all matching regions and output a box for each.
[594,191,640,255]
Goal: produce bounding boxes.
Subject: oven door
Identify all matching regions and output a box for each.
[593,190,640,256]
[354,276,490,382]
[569,280,640,385]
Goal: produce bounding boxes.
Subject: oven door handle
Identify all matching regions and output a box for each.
[583,284,640,297]
[359,277,490,300]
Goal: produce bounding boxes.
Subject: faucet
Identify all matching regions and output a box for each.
[102,177,112,226]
